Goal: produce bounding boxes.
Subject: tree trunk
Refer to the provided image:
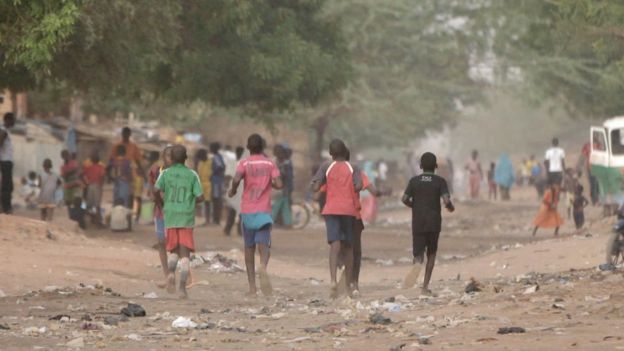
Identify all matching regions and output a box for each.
[10,90,17,115]
[69,93,84,122]
[312,114,329,168]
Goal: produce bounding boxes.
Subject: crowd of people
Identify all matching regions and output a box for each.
[0,111,604,299]
[463,137,591,236]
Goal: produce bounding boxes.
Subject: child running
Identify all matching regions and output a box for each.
[154,145,203,299]
[311,139,362,298]
[402,152,455,295]
[38,159,61,221]
[228,134,283,296]
[149,146,172,287]
[346,148,380,296]
[532,181,563,236]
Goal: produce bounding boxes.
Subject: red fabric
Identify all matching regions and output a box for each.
[354,172,371,220]
[83,163,105,185]
[322,161,358,217]
[166,227,195,252]
[61,159,81,189]
[110,141,141,164]
[360,195,378,223]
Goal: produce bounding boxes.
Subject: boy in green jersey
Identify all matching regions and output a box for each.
[154,145,204,299]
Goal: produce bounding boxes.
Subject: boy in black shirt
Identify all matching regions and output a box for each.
[402,152,454,294]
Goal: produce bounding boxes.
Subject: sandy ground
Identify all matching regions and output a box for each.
[1,187,623,350]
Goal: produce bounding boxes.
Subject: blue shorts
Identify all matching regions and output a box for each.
[243,223,272,248]
[324,215,354,245]
[154,218,165,241]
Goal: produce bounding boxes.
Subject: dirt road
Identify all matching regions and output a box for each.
[0,187,621,350]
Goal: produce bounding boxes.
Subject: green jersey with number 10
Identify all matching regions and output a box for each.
[155,163,203,228]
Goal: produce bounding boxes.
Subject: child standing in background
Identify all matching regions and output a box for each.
[108,145,133,229]
[38,159,61,221]
[487,162,497,201]
[195,149,212,226]
[573,185,589,230]
[82,152,106,225]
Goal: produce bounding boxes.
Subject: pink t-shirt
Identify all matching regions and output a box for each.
[236,154,281,214]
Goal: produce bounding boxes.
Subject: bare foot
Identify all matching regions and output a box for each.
[245,290,257,298]
[420,287,433,296]
[156,280,167,289]
[258,268,273,296]
[329,283,338,299]
[351,289,360,298]
[166,274,176,294]
[403,264,422,289]
[186,270,194,289]
[178,289,188,300]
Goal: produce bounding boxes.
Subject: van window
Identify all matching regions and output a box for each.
[611,129,624,155]
[593,131,606,151]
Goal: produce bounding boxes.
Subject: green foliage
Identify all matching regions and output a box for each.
[0,0,350,117]
[482,0,624,118]
[167,0,351,112]
[320,0,486,149]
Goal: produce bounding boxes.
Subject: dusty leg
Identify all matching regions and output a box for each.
[204,201,211,225]
[352,225,363,292]
[329,241,341,298]
[340,243,354,296]
[404,255,424,289]
[178,246,190,299]
[422,252,436,294]
[257,243,272,295]
[166,252,179,294]
[158,240,169,282]
[532,226,538,237]
[244,246,257,296]
[554,226,559,236]
[134,197,142,223]
[40,208,46,221]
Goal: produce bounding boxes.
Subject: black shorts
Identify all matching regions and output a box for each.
[573,212,584,229]
[412,231,440,257]
[548,171,563,185]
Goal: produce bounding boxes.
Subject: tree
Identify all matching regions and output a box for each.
[307,0,488,154]
[477,0,624,119]
[1,0,351,120]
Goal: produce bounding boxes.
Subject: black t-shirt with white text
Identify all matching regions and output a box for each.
[404,173,449,233]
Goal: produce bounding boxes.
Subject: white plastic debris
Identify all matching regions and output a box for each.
[171,316,197,329]
[43,286,60,293]
[126,333,142,341]
[143,292,158,299]
[383,302,402,313]
[523,285,539,295]
[0,289,6,298]
[375,259,394,266]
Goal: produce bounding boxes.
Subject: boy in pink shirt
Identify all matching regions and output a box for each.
[228,134,283,296]
[311,139,362,298]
